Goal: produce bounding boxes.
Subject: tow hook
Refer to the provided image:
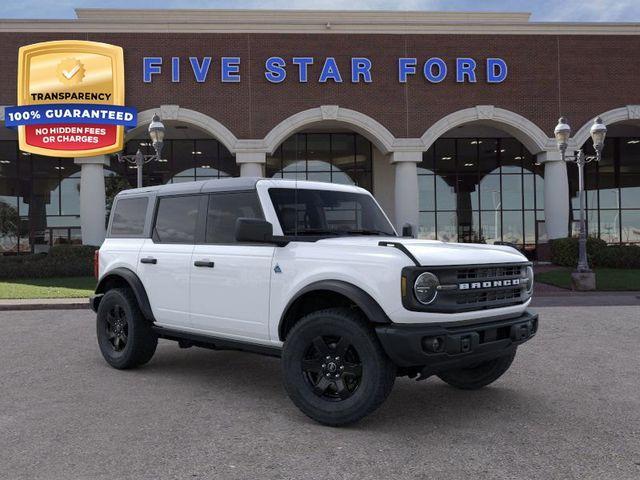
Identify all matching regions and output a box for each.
[511,321,535,341]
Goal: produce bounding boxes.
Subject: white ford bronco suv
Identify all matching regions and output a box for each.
[92,178,537,426]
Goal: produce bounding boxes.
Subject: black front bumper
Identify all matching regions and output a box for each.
[375,310,538,374]
[89,294,103,313]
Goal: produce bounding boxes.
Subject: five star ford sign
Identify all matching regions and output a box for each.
[5,40,137,158]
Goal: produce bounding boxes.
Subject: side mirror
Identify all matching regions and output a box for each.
[401,224,414,238]
[235,218,275,243]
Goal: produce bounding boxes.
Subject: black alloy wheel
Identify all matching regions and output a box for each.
[282,307,396,426]
[104,304,129,352]
[301,335,363,401]
[96,288,158,370]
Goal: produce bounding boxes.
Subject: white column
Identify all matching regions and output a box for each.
[74,155,109,246]
[391,151,421,236]
[538,151,569,240]
[236,151,266,177]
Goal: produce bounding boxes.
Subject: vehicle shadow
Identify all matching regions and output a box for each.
[116,341,548,431]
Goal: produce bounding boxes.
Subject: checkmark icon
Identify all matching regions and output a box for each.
[62,64,80,79]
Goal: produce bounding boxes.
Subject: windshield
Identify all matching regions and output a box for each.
[268,188,396,237]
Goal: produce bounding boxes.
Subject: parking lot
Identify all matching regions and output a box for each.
[1,306,639,480]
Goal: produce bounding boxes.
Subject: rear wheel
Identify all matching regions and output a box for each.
[437,349,517,390]
[96,288,157,369]
[282,308,395,426]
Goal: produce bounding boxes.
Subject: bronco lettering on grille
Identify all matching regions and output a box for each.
[459,279,520,290]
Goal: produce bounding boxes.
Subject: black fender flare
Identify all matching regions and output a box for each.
[278,280,391,340]
[94,267,155,322]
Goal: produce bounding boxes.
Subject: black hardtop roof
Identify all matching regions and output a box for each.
[116,177,261,198]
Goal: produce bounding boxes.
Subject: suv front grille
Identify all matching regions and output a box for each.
[456,287,522,306]
[402,263,531,313]
[457,265,522,280]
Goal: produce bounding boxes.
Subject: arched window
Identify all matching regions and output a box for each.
[418,137,544,253]
[266,133,373,192]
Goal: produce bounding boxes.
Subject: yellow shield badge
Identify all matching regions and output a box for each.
[6,40,135,158]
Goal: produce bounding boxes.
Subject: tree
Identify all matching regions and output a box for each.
[0,201,20,251]
[105,174,131,215]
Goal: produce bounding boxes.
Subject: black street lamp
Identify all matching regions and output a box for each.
[553,116,607,281]
[117,113,166,188]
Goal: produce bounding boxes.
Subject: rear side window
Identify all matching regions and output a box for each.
[154,195,200,244]
[110,197,148,237]
[205,191,263,243]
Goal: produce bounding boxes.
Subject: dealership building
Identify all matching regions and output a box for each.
[0,8,639,255]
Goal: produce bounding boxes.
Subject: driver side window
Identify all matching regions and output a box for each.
[205,191,264,244]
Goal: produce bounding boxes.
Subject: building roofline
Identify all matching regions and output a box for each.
[0,9,638,35]
[73,9,533,24]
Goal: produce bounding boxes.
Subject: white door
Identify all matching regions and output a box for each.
[137,194,201,329]
[189,191,274,341]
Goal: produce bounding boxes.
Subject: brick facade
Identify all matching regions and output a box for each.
[0,32,638,141]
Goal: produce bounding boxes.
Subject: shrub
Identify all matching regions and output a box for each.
[0,245,96,279]
[593,244,640,269]
[550,237,640,268]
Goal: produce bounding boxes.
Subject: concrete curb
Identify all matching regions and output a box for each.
[0,298,91,311]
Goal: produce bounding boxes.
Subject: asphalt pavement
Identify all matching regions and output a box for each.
[0,307,638,480]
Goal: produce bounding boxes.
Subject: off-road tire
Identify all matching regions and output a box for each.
[437,348,517,390]
[282,307,396,426]
[96,288,158,370]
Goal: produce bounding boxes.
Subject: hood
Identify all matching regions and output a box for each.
[316,237,528,266]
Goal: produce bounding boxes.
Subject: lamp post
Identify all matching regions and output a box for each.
[553,116,607,278]
[117,113,166,188]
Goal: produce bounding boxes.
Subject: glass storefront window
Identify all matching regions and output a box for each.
[418,211,436,240]
[0,137,237,253]
[172,140,196,178]
[307,134,331,172]
[60,177,80,215]
[501,175,523,210]
[621,174,640,209]
[621,210,640,243]
[419,136,543,250]
[479,175,501,211]
[434,139,456,176]
[266,133,373,191]
[436,211,457,242]
[502,211,524,245]
[418,173,435,211]
[568,137,640,244]
[500,138,523,174]
[478,139,499,172]
[481,210,502,244]
[599,210,621,243]
[435,175,456,210]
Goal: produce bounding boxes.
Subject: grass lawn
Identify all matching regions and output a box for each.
[536,268,640,291]
[0,276,96,299]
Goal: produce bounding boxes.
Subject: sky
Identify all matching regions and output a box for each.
[1,0,639,22]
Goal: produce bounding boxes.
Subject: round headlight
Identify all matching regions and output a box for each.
[525,266,534,295]
[414,272,439,305]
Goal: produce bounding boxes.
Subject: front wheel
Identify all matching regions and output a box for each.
[96,288,158,370]
[437,349,517,390]
[282,308,396,426]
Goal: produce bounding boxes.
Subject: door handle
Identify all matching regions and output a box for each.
[194,260,215,268]
[140,257,157,264]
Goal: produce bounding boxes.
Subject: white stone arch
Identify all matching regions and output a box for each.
[263,105,396,155]
[420,105,553,154]
[127,105,239,153]
[572,105,640,148]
